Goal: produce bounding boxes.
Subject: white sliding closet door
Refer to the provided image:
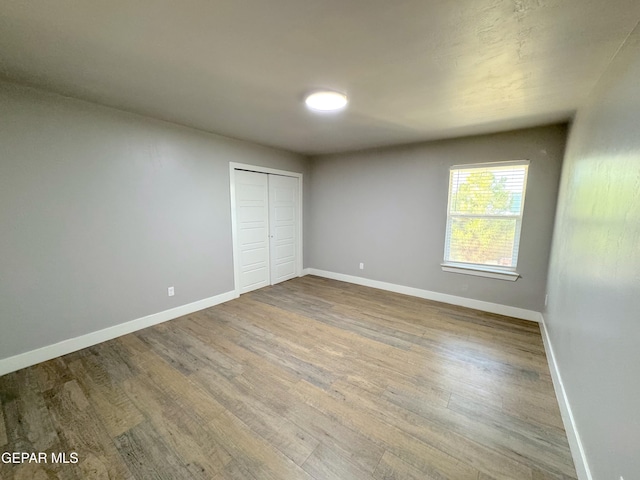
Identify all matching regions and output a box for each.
[269,174,299,285]
[235,170,270,293]
[233,169,300,294]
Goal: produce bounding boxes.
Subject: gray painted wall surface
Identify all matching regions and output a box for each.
[0,82,308,361]
[545,28,640,479]
[308,125,566,311]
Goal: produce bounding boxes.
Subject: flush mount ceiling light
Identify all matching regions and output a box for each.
[304,90,348,112]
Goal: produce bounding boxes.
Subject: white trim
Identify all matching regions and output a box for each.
[539,313,592,480]
[441,263,520,281]
[0,290,238,376]
[302,268,311,276]
[450,159,530,170]
[229,165,241,297]
[229,162,304,296]
[306,268,540,322]
[230,162,304,178]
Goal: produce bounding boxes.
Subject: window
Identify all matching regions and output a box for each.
[442,161,529,281]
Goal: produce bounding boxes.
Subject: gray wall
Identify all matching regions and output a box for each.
[0,81,308,361]
[545,27,640,480]
[308,125,566,311]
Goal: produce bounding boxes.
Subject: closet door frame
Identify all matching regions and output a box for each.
[229,162,303,296]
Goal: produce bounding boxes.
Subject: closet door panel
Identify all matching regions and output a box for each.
[235,170,270,293]
[268,174,299,285]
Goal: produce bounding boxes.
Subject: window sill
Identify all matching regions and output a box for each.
[441,263,520,281]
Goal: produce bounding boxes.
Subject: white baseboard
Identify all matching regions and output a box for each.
[305,268,541,322]
[539,314,592,480]
[0,290,238,376]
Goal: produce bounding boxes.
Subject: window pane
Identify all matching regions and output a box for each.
[447,217,517,267]
[450,166,527,216]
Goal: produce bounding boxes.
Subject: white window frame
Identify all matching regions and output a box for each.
[441,160,529,281]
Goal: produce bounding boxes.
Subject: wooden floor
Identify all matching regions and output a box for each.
[0,276,577,480]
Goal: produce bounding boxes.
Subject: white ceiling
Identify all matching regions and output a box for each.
[1,1,639,155]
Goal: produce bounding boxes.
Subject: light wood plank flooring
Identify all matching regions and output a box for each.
[0,276,577,479]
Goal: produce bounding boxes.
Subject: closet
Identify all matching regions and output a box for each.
[232,167,301,294]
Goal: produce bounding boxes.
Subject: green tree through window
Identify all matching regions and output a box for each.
[445,163,528,269]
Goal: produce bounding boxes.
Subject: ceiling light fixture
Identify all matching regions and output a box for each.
[304,90,348,112]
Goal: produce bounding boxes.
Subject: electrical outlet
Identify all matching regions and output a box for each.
[619,476,624,480]
[545,294,549,306]
[168,286,175,297]
[359,262,364,270]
